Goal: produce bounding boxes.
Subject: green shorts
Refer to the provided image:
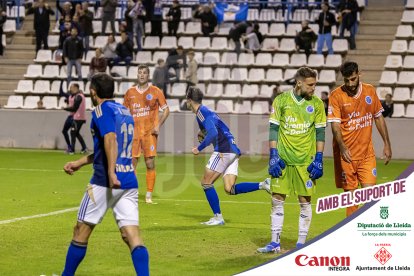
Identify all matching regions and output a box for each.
[271,165,315,196]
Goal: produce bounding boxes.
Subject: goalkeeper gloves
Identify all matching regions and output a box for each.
[307,152,323,179]
[268,148,286,178]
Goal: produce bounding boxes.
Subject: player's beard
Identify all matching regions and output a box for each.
[344,80,360,95]
[91,94,99,107]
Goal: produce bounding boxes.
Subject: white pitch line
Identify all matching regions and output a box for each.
[0,198,315,225]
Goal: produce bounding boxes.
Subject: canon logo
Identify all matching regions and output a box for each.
[295,254,351,267]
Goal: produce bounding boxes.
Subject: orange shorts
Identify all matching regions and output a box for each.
[334,152,377,190]
[132,134,158,158]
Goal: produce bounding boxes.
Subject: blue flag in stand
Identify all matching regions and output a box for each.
[214,3,249,24]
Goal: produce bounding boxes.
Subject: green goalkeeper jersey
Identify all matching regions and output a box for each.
[269,90,326,166]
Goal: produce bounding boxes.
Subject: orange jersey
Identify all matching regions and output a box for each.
[328,83,384,160]
[123,85,168,136]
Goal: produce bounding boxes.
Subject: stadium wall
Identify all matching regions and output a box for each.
[0,109,412,159]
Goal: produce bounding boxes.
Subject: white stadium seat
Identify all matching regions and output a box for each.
[307,54,324,69]
[251,101,270,114]
[211,37,228,50]
[203,52,220,66]
[325,54,342,68]
[393,87,411,101]
[390,40,407,54]
[384,55,403,70]
[241,84,260,98]
[266,69,284,83]
[376,87,393,100]
[379,71,398,86]
[262,38,279,51]
[223,84,242,98]
[397,71,414,86]
[33,80,51,93]
[405,104,414,118]
[248,69,265,82]
[34,49,52,63]
[23,96,40,109]
[230,68,248,82]
[392,104,405,117]
[4,95,24,108]
[206,83,223,98]
[197,67,213,81]
[160,36,177,49]
[255,53,273,66]
[24,64,43,78]
[166,99,180,112]
[14,80,33,93]
[42,96,58,109]
[214,68,231,81]
[289,53,307,68]
[216,100,234,114]
[273,53,290,67]
[194,37,210,50]
[234,101,252,114]
[402,56,414,70]
[395,25,412,39]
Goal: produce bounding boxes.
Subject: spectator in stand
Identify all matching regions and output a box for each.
[123,1,135,44]
[37,99,45,109]
[316,2,336,55]
[294,20,317,57]
[193,5,217,36]
[321,91,329,115]
[229,21,251,54]
[89,48,107,79]
[381,93,394,118]
[114,31,134,66]
[0,7,6,57]
[78,2,93,55]
[26,0,55,52]
[242,23,263,53]
[185,50,198,86]
[101,0,117,35]
[63,27,84,83]
[337,0,359,50]
[129,0,146,52]
[103,34,118,67]
[152,58,169,98]
[166,45,186,82]
[149,0,163,37]
[57,1,74,20]
[166,0,181,36]
[59,16,73,49]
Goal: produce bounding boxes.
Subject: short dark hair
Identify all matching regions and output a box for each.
[90,73,114,99]
[138,64,150,74]
[340,61,359,77]
[186,86,203,104]
[294,67,317,80]
[71,83,79,89]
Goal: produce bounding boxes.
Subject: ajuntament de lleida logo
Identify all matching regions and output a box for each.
[380,206,389,219]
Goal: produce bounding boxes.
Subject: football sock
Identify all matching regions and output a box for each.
[146,191,152,199]
[271,198,284,244]
[346,205,359,217]
[298,202,312,245]
[131,246,149,276]
[146,169,156,193]
[232,182,260,195]
[202,184,221,215]
[62,240,87,276]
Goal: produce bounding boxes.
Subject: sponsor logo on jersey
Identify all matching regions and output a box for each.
[306,105,314,113]
[372,168,377,176]
[146,94,153,101]
[150,145,154,151]
[365,96,372,105]
[306,180,313,188]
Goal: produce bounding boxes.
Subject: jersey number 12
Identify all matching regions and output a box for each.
[120,123,134,158]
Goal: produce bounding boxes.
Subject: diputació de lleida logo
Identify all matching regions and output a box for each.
[380,206,389,219]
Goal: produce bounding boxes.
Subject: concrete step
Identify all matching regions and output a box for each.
[0,65,27,75]
[347,49,390,55]
[358,25,398,35]
[354,39,393,50]
[361,11,404,21]
[6,44,36,51]
[355,34,395,40]
[12,36,36,45]
[4,50,36,60]
[0,95,11,106]
[0,59,33,65]
[0,80,20,91]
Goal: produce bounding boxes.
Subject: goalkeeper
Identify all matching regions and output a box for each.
[186,87,271,226]
[258,67,327,253]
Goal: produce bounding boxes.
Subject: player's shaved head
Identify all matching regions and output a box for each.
[294,67,317,81]
[90,73,115,100]
[186,87,204,104]
[340,61,359,77]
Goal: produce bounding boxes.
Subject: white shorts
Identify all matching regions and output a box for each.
[77,184,139,228]
[206,152,239,176]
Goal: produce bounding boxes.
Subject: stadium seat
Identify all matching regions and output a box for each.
[230,68,248,82]
[193,52,203,63]
[58,96,67,109]
[392,104,405,117]
[217,22,232,35]
[197,67,213,81]
[195,84,206,95]
[170,83,187,97]
[401,10,414,24]
[318,70,336,85]
[314,86,330,98]
[258,23,269,34]
[332,39,348,53]
[93,36,107,48]
[376,87,393,100]
[269,23,285,36]
[406,0,414,8]
[211,37,228,50]
[234,101,252,114]
[248,8,259,21]
[214,68,231,81]
[259,85,274,98]
[47,35,59,49]
[384,55,403,70]
[24,64,43,79]
[248,69,265,82]
[289,53,307,68]
[238,53,255,66]
[255,53,273,66]
[166,99,180,112]
[144,36,160,49]
[118,82,134,96]
[221,52,238,66]
[34,49,52,63]
[223,84,242,98]
[203,52,220,66]
[408,41,414,54]
[111,66,128,79]
[185,21,202,35]
[160,36,177,49]
[4,95,23,108]
[379,71,398,86]
[14,80,33,93]
[113,97,123,105]
[283,69,297,82]
[397,71,414,86]
[127,66,138,81]
[259,9,276,21]
[241,84,260,98]
[178,36,194,49]
[33,80,51,94]
[278,38,296,52]
[85,97,93,111]
[273,53,290,67]
[290,9,309,22]
[251,101,270,114]
[390,40,408,54]
[266,69,284,83]
[203,99,215,110]
[325,54,342,68]
[395,25,412,39]
[23,96,40,109]
[402,56,414,70]
[194,37,211,50]
[83,50,95,64]
[135,51,152,64]
[307,54,324,69]
[206,83,223,98]
[285,23,301,36]
[262,38,279,51]
[393,87,411,101]
[405,104,414,118]
[42,96,58,109]
[3,19,16,33]
[216,100,234,113]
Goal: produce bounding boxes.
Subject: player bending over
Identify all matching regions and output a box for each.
[258,67,326,253]
[62,73,149,275]
[186,87,271,226]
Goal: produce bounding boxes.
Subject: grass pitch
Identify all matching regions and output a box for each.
[0,149,410,275]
